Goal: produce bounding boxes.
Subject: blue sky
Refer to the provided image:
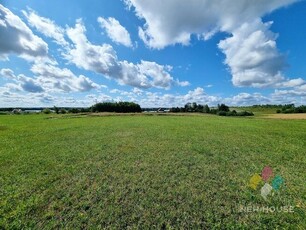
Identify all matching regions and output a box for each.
[0,0,305,107]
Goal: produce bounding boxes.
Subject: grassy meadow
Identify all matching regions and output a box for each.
[0,113,305,229]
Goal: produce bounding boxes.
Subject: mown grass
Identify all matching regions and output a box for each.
[0,114,305,229]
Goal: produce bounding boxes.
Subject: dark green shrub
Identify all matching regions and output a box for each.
[53,106,59,114]
[91,102,142,113]
[210,109,218,114]
[60,109,67,114]
[203,105,210,113]
[69,108,80,113]
[218,103,230,112]
[42,108,51,114]
[283,108,294,114]
[237,111,254,116]
[170,107,180,112]
[226,111,236,116]
[218,111,227,116]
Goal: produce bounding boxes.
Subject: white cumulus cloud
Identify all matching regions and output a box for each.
[0,4,48,60]
[0,70,44,93]
[225,92,270,106]
[218,19,286,88]
[98,17,132,47]
[30,63,100,92]
[0,7,190,91]
[125,0,300,89]
[125,0,297,49]
[23,9,68,47]
[139,87,221,107]
[1,65,100,94]
[65,20,189,89]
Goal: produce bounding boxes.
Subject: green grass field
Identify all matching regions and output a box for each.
[0,113,305,229]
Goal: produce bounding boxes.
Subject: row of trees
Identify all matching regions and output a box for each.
[170,102,211,113]
[6,103,305,115]
[276,104,306,114]
[48,102,142,114]
[251,104,285,108]
[91,102,142,113]
[170,103,254,116]
[43,107,91,114]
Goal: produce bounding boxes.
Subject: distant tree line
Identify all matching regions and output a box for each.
[1,102,141,114]
[52,102,142,114]
[251,104,284,108]
[91,102,142,113]
[0,108,14,112]
[3,103,305,115]
[276,104,306,114]
[170,103,254,116]
[48,107,91,114]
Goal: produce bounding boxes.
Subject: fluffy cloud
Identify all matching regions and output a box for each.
[98,17,132,47]
[1,79,304,107]
[137,61,190,88]
[1,65,99,94]
[106,86,305,107]
[0,4,48,60]
[65,20,189,89]
[267,80,306,104]
[0,70,44,93]
[31,62,75,79]
[0,88,42,106]
[65,21,120,76]
[19,74,44,93]
[0,7,189,91]
[125,0,300,89]
[23,9,68,47]
[140,61,172,88]
[30,63,100,92]
[37,74,99,93]
[126,0,297,48]
[273,89,306,97]
[139,87,221,107]
[225,92,270,106]
[218,19,286,87]
[101,87,220,107]
[0,68,15,79]
[276,78,306,88]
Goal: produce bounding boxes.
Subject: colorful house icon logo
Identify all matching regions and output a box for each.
[249,166,284,200]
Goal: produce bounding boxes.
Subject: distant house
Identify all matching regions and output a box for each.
[11,109,22,114]
[157,108,169,113]
[24,110,42,114]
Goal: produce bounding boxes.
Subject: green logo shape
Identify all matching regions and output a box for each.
[272,175,284,191]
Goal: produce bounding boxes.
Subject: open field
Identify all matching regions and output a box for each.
[0,114,305,229]
[263,113,306,120]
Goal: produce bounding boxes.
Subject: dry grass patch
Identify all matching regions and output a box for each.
[264,113,306,120]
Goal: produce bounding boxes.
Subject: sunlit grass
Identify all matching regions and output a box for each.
[0,114,305,228]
